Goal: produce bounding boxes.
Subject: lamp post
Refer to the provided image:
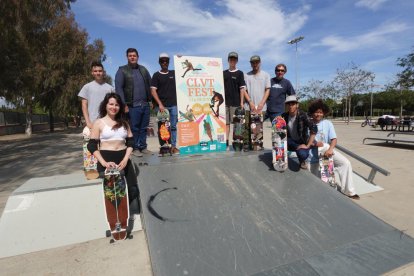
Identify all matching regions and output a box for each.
[370,84,381,118]
[288,36,304,91]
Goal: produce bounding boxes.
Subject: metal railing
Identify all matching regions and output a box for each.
[336,144,390,183]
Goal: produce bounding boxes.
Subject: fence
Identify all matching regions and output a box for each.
[0,111,65,136]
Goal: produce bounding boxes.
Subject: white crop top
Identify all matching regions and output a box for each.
[100,120,128,142]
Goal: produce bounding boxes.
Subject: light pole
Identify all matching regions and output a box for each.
[370,84,381,118]
[288,36,304,91]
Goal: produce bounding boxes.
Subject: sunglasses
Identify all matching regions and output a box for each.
[159,59,169,64]
[287,102,297,105]
[276,69,285,72]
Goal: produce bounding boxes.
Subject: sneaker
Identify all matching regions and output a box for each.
[140,149,153,155]
[300,161,308,170]
[171,147,180,154]
[348,194,360,200]
[133,150,143,157]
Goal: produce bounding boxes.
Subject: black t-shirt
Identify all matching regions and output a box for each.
[223,69,246,107]
[150,70,177,107]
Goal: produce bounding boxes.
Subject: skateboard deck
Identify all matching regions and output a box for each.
[157,110,172,157]
[102,168,130,242]
[319,154,336,187]
[82,127,99,180]
[271,116,288,171]
[250,113,263,150]
[232,107,246,151]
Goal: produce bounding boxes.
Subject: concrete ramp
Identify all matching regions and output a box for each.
[0,173,141,258]
[139,151,414,276]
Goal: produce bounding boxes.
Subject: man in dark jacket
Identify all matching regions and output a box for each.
[115,48,152,157]
[282,95,317,169]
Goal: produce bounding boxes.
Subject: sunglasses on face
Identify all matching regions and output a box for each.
[276,69,285,72]
[159,59,169,64]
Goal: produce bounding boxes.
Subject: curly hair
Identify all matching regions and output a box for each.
[98,93,129,130]
[308,99,330,115]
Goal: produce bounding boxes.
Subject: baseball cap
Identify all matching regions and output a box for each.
[285,95,299,104]
[250,55,261,62]
[228,52,238,59]
[159,52,169,59]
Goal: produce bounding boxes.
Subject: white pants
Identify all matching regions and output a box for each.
[310,144,356,196]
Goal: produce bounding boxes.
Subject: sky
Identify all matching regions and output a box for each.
[71,0,414,93]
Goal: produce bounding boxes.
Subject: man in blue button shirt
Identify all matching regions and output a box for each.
[115,48,152,157]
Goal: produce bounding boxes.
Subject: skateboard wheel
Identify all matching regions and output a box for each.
[128,234,134,239]
[105,230,111,237]
[110,239,115,244]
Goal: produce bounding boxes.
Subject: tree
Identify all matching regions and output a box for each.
[332,63,375,123]
[300,79,339,100]
[396,46,414,89]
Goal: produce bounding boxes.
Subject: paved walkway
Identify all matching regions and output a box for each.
[0,122,413,275]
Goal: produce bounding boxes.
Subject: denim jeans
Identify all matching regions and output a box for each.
[287,137,310,163]
[128,105,150,150]
[266,111,283,123]
[157,106,178,147]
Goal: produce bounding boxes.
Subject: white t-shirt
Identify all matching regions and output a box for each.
[78,81,115,123]
[244,70,271,111]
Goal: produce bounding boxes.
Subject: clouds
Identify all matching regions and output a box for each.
[355,0,390,11]
[83,0,309,61]
[317,22,409,53]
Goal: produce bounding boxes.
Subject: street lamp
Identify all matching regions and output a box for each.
[370,84,381,118]
[288,36,304,91]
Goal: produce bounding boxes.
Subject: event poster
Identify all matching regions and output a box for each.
[174,55,226,155]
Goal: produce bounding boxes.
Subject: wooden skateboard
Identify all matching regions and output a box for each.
[82,126,99,180]
[157,110,172,157]
[319,154,337,188]
[232,107,246,151]
[102,168,131,242]
[271,116,288,171]
[250,113,263,150]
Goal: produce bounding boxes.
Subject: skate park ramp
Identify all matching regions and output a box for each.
[139,151,414,276]
[0,173,142,258]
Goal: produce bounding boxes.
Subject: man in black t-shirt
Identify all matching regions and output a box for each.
[223,51,254,147]
[151,53,179,154]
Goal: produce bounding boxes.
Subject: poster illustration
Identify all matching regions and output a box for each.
[174,56,226,155]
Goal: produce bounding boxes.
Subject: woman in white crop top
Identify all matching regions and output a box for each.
[88,93,140,205]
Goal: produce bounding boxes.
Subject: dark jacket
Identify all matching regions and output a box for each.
[282,110,317,144]
[116,64,151,105]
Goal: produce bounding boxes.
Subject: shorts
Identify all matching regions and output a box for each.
[225,106,238,125]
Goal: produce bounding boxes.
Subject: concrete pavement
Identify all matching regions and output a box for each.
[0,121,413,275]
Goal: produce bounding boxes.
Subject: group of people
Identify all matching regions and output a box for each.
[78,48,359,202]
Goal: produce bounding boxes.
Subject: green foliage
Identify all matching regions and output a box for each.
[0,0,108,134]
[396,46,414,89]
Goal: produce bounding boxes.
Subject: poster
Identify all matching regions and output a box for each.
[174,56,226,155]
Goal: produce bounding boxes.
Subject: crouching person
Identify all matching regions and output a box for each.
[87,93,141,211]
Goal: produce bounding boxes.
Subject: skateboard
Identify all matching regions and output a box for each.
[82,126,99,180]
[157,110,172,156]
[232,107,246,151]
[271,116,288,171]
[319,154,337,188]
[250,112,263,150]
[102,168,131,242]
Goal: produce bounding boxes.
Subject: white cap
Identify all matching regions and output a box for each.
[159,52,169,59]
[285,95,299,104]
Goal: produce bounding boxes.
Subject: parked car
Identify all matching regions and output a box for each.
[377,115,398,130]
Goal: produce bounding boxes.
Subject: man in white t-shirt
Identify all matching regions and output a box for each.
[78,62,115,128]
[244,55,271,150]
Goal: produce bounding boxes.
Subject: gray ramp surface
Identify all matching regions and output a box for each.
[138,151,414,276]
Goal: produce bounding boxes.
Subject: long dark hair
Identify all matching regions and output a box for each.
[99,93,129,130]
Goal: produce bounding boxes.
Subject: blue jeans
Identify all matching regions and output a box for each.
[266,111,283,123]
[128,105,150,150]
[287,138,310,163]
[157,106,178,147]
